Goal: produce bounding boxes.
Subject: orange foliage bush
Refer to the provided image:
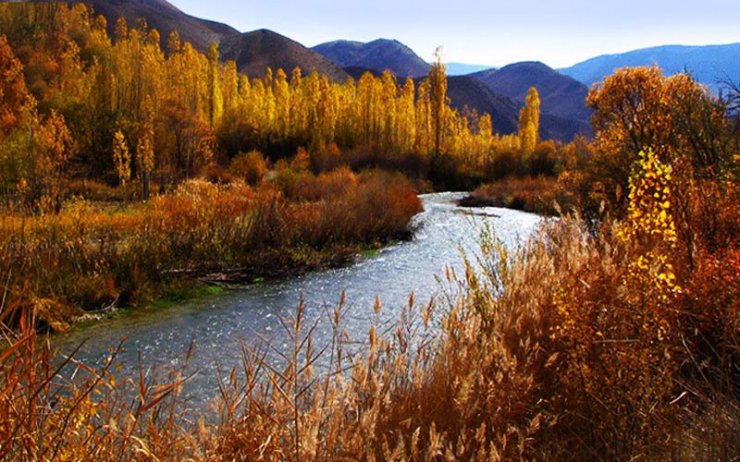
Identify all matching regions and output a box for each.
[229,150,269,185]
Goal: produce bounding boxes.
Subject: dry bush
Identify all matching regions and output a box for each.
[466,176,563,215]
[230,150,269,185]
[0,171,422,328]
[310,142,343,173]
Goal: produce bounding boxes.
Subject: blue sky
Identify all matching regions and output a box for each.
[171,0,740,68]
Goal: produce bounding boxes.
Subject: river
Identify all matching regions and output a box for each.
[55,192,541,407]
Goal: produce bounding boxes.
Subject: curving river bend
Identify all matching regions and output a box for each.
[55,193,541,406]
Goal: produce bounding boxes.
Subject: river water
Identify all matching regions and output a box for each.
[55,192,541,405]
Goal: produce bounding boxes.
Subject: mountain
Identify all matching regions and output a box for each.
[539,114,592,143]
[445,76,519,135]
[446,63,493,76]
[313,39,431,78]
[443,76,590,141]
[560,43,740,92]
[88,0,348,81]
[472,62,592,123]
[88,0,238,52]
[221,30,349,81]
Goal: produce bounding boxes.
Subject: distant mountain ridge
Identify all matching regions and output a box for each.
[89,0,348,81]
[221,30,348,81]
[88,0,238,51]
[472,62,592,123]
[314,38,593,140]
[446,63,494,76]
[419,75,589,142]
[312,39,431,78]
[560,43,740,92]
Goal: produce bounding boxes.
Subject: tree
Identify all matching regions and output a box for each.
[588,67,677,165]
[0,34,36,134]
[519,87,540,156]
[207,42,223,127]
[222,61,239,115]
[273,68,291,140]
[429,47,448,157]
[0,31,37,200]
[587,66,730,203]
[167,30,181,55]
[415,79,432,155]
[397,78,416,154]
[137,97,155,199]
[112,130,131,188]
[33,110,73,210]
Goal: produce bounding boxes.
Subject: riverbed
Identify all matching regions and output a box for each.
[55,192,541,406]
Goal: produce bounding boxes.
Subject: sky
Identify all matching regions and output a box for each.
[171,0,740,68]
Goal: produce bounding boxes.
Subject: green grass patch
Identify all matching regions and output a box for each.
[151,283,225,310]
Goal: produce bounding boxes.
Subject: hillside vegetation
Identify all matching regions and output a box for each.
[0,3,738,461]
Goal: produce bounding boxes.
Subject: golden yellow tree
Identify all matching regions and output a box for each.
[112,130,131,188]
[429,47,448,157]
[207,42,223,127]
[274,68,291,139]
[415,79,432,155]
[137,96,155,199]
[519,86,540,155]
[33,110,73,210]
[396,78,417,154]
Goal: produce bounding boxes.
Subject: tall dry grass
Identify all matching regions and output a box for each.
[3,210,735,461]
[0,157,736,461]
[0,168,422,329]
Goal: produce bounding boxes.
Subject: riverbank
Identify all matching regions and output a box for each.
[2,191,736,460]
[458,176,565,216]
[0,168,422,332]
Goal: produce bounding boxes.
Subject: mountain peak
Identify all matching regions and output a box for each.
[502,61,550,69]
[221,29,349,81]
[472,61,592,126]
[313,38,430,78]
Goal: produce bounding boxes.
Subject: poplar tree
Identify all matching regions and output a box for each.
[519,86,540,155]
[207,42,223,127]
[137,96,155,199]
[112,130,131,188]
[429,47,448,158]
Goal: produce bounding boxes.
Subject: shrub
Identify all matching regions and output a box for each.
[0,171,422,329]
[466,176,563,215]
[230,150,269,185]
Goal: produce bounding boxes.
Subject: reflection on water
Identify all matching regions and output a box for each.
[54,192,541,405]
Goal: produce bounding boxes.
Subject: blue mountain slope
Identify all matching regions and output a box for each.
[560,43,740,92]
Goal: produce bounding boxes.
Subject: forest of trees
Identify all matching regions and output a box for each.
[0,3,540,211]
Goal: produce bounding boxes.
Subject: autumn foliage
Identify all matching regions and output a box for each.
[0,2,738,461]
[2,151,736,460]
[0,2,540,199]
